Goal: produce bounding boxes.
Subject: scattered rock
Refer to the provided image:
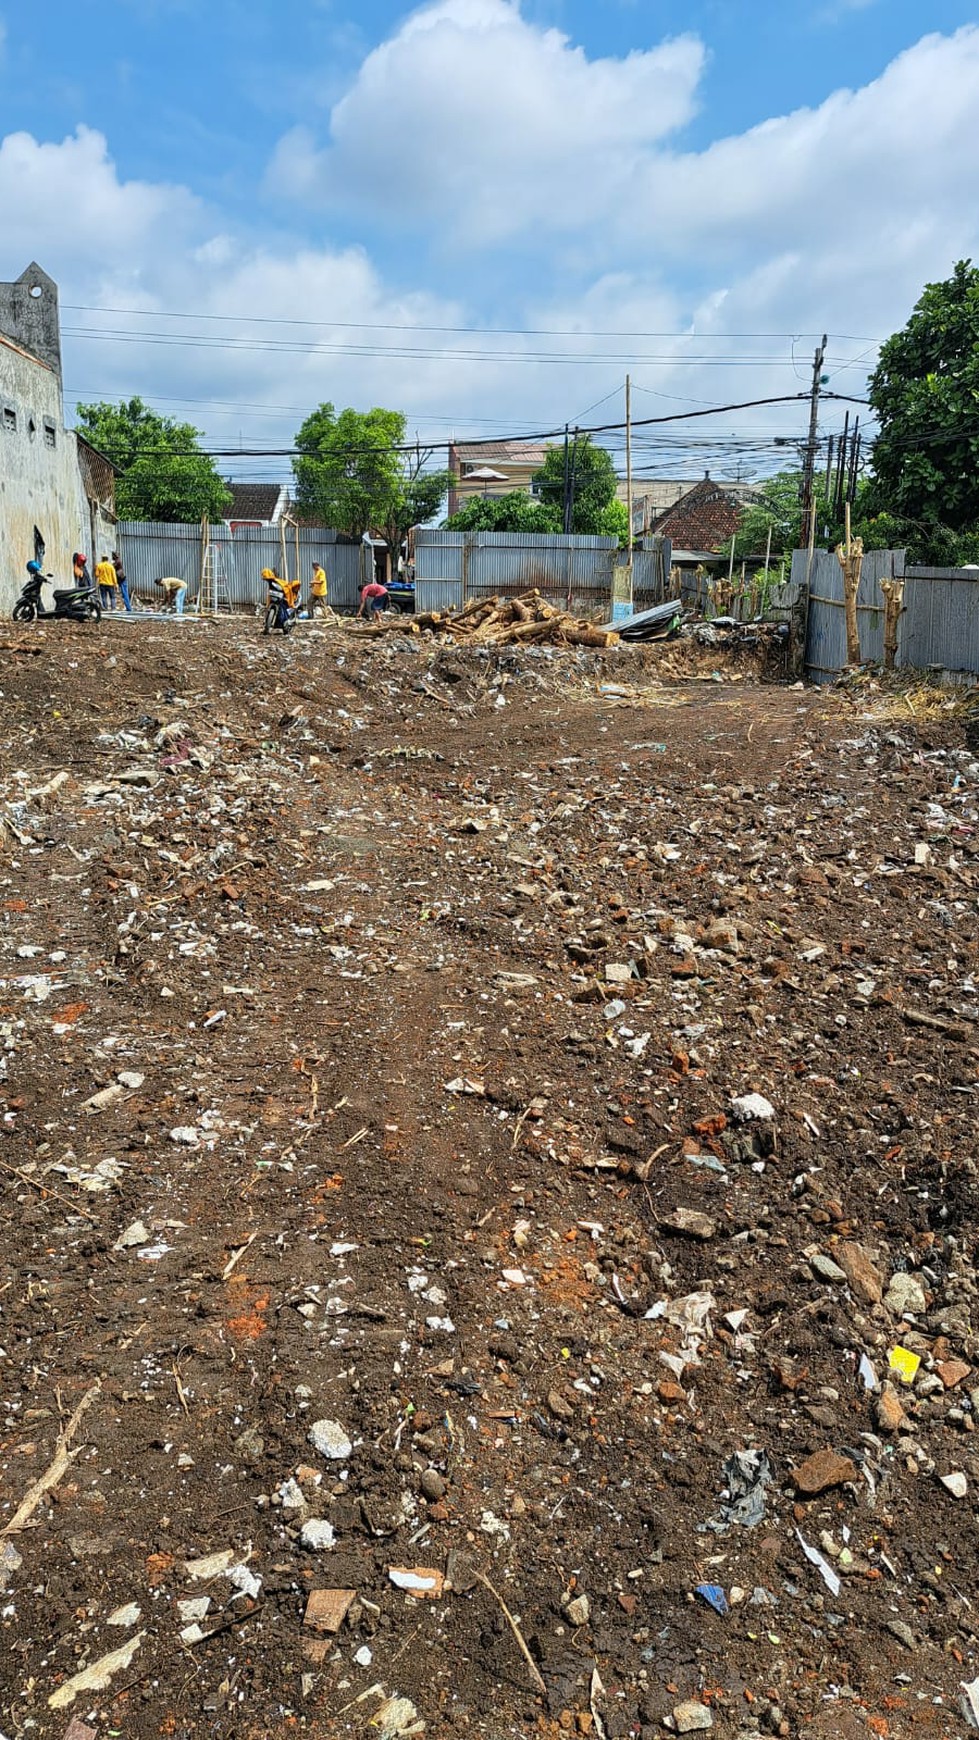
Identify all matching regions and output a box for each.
[887,1618,917,1650]
[884,1272,927,1317]
[808,1250,848,1284]
[48,1632,145,1709]
[106,1601,141,1627]
[0,1540,23,1591]
[114,1219,150,1251]
[940,1471,969,1499]
[420,1468,445,1502]
[731,1093,775,1122]
[660,1207,717,1241]
[303,1588,356,1633]
[938,1359,972,1390]
[673,1701,713,1733]
[389,1566,445,1599]
[308,1419,353,1461]
[300,1519,337,1550]
[875,1384,909,1434]
[564,1592,591,1627]
[233,1425,265,1462]
[792,1449,858,1495]
[837,1241,884,1305]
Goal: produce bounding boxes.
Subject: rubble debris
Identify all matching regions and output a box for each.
[308,1418,353,1460]
[48,1632,145,1708]
[304,1588,356,1633]
[673,1702,714,1734]
[792,1449,858,1495]
[1,621,977,1738]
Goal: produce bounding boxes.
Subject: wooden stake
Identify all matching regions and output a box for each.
[472,1569,546,1695]
[836,501,864,667]
[880,556,905,671]
[2,1382,100,1536]
[0,1158,97,1224]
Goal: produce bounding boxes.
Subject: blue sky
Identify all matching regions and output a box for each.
[2,0,979,482]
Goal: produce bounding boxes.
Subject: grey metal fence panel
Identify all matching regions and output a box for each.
[117,521,205,605]
[414,529,465,614]
[117,521,362,613]
[802,547,899,681]
[414,530,621,618]
[632,537,672,608]
[227,526,361,613]
[902,568,979,675]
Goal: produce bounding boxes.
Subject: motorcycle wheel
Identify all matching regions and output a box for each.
[86,599,102,622]
[13,600,37,623]
[263,603,277,636]
[281,613,295,636]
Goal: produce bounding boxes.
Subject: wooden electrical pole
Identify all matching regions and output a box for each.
[625,374,633,588]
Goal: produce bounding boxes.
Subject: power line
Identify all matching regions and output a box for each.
[62,302,884,344]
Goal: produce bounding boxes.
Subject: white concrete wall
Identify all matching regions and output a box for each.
[0,338,84,616]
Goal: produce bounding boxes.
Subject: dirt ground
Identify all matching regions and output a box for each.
[1,616,978,1740]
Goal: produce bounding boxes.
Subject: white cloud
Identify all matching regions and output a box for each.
[268,0,705,242]
[638,28,979,265]
[0,125,200,279]
[3,16,979,481]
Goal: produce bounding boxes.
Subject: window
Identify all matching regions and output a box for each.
[2,406,16,432]
[43,419,56,449]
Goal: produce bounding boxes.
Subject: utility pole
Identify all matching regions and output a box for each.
[562,425,571,535]
[625,374,633,587]
[799,334,827,546]
[567,427,580,534]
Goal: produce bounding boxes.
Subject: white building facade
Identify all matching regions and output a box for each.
[0,263,88,615]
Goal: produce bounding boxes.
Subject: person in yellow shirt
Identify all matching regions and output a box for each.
[310,561,328,617]
[94,556,119,611]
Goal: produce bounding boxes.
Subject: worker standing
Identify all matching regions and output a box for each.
[310,562,328,617]
[111,549,133,613]
[95,554,120,611]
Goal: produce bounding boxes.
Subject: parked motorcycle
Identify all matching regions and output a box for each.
[13,561,101,624]
[261,569,300,636]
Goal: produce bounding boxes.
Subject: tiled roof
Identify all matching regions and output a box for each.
[225,483,283,522]
[651,477,744,552]
[450,441,551,466]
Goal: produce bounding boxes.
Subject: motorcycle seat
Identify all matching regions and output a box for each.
[53,589,79,600]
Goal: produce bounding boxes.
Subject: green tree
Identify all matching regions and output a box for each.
[444,491,560,533]
[293,404,452,551]
[533,435,619,534]
[75,397,231,522]
[867,260,979,559]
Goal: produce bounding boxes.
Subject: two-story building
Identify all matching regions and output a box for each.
[447,439,553,517]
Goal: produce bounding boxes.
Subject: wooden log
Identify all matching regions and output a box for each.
[835,504,863,667]
[880,576,905,671]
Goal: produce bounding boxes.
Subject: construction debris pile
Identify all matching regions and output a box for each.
[351,590,620,648]
[1,620,979,1740]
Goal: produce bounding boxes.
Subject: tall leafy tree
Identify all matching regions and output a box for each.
[867,260,979,557]
[445,491,560,533]
[75,397,231,522]
[293,404,452,549]
[533,435,619,534]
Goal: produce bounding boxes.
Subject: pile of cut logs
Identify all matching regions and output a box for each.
[351,591,619,648]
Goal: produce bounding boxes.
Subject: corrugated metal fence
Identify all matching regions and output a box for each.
[800,548,979,682]
[117,521,363,612]
[414,530,671,619]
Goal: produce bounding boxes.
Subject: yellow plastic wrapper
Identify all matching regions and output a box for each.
[888,1345,921,1386]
